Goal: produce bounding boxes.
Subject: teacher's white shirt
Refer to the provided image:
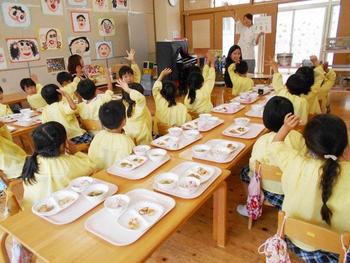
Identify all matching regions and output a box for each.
[236,21,256,60]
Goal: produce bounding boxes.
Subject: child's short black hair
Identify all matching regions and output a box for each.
[161,81,177,107]
[235,60,249,75]
[295,66,314,91]
[263,96,294,132]
[99,100,126,129]
[20,78,36,91]
[77,79,96,100]
[56,72,73,86]
[119,66,134,78]
[285,73,310,96]
[0,86,3,94]
[41,84,60,105]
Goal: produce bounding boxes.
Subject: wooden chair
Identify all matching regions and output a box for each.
[248,161,282,230]
[223,88,234,103]
[278,211,350,263]
[157,122,171,136]
[80,119,102,132]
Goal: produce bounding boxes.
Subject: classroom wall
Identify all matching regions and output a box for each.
[0,0,156,94]
[154,0,181,41]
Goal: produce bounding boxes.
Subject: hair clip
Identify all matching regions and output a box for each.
[324,154,337,161]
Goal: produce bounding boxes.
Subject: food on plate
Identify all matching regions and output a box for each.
[128,218,140,230]
[229,126,248,135]
[120,162,133,168]
[227,143,237,151]
[159,179,174,184]
[187,173,201,180]
[37,204,54,213]
[109,199,128,209]
[87,190,104,197]
[131,157,145,164]
[138,207,155,216]
[57,196,75,207]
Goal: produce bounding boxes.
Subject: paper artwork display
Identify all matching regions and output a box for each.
[39,28,63,50]
[41,0,63,16]
[95,41,113,59]
[93,0,109,12]
[46,57,65,73]
[111,0,128,9]
[253,16,271,34]
[68,36,90,57]
[71,11,91,33]
[0,48,8,70]
[7,38,40,63]
[67,0,87,6]
[98,18,115,36]
[1,2,31,27]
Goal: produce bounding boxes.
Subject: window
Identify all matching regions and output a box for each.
[222,17,235,56]
[214,0,250,7]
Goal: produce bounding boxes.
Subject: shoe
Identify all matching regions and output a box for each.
[236,204,249,217]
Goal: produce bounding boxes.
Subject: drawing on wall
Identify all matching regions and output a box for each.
[68,0,87,7]
[71,11,91,33]
[46,57,65,73]
[96,41,113,59]
[68,36,90,57]
[111,0,128,10]
[39,28,62,50]
[1,2,31,27]
[7,38,40,63]
[0,48,8,70]
[41,0,63,16]
[93,0,109,12]
[98,18,115,36]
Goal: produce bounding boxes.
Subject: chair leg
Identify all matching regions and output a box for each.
[248,216,253,230]
[1,232,10,263]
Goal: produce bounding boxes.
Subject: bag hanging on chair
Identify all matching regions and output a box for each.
[246,165,264,220]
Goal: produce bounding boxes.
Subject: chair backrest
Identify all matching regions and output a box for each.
[157,122,171,136]
[0,171,23,216]
[223,88,234,102]
[278,211,350,263]
[255,160,282,182]
[188,111,199,120]
[80,119,102,132]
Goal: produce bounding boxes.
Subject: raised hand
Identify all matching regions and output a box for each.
[159,68,172,80]
[125,49,136,63]
[115,78,131,93]
[30,74,38,83]
[310,55,320,67]
[283,113,300,130]
[266,57,279,73]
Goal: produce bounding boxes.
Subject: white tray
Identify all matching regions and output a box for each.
[33,178,118,225]
[153,161,222,199]
[245,110,263,118]
[151,134,203,151]
[107,155,171,180]
[85,189,176,246]
[223,123,265,139]
[192,139,246,163]
[231,96,259,104]
[182,118,224,132]
[212,104,245,114]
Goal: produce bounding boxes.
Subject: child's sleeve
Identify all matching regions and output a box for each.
[272,73,284,93]
[319,69,336,94]
[131,63,141,84]
[304,65,325,100]
[68,152,97,179]
[228,63,241,94]
[152,80,162,100]
[101,90,113,103]
[36,83,43,93]
[5,105,13,115]
[0,124,12,141]
[202,66,216,96]
[60,101,76,115]
[202,64,209,81]
[130,89,146,110]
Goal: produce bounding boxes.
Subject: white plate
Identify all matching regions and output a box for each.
[212,104,245,114]
[182,118,224,132]
[225,125,250,136]
[85,189,175,246]
[14,120,35,127]
[151,134,203,151]
[245,110,263,118]
[153,161,222,199]
[107,154,170,180]
[33,178,118,225]
[115,155,148,171]
[192,139,246,164]
[223,123,265,139]
[231,96,259,104]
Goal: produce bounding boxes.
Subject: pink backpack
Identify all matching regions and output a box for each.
[246,166,264,220]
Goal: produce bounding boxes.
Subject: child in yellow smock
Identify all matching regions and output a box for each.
[319,65,336,113]
[41,84,92,144]
[227,60,254,96]
[119,49,141,84]
[0,87,13,117]
[88,100,135,170]
[269,113,350,262]
[116,79,152,145]
[56,71,81,99]
[184,55,216,114]
[20,75,47,110]
[21,121,96,207]
[0,122,26,179]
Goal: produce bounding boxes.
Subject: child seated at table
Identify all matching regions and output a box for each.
[269,114,350,262]
[116,79,152,145]
[88,100,135,170]
[0,86,13,117]
[119,49,141,84]
[237,96,307,216]
[21,121,96,207]
[56,71,81,99]
[20,75,47,110]
[269,59,310,125]
[41,84,92,144]
[152,68,191,132]
[0,122,26,179]
[227,60,254,96]
[184,54,216,114]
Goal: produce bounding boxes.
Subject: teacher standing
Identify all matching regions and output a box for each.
[233,13,264,74]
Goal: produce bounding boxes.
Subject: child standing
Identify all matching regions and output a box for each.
[0,86,13,116]
[184,54,216,114]
[88,100,135,170]
[227,60,254,96]
[116,79,152,145]
[19,75,47,110]
[118,49,141,84]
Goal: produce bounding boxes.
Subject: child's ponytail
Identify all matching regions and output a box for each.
[122,83,144,118]
[187,72,204,104]
[21,152,39,185]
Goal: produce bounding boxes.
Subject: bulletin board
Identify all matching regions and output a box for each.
[0,0,131,92]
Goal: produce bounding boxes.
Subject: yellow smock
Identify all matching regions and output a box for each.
[228,63,254,96]
[27,84,47,110]
[77,90,113,121]
[0,103,13,117]
[131,64,141,84]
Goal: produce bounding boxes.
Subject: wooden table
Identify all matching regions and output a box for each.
[0,157,230,263]
[2,92,27,106]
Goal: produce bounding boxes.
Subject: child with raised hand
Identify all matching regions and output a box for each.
[88,100,135,170]
[19,75,47,110]
[0,121,26,179]
[269,59,310,125]
[116,79,152,145]
[269,113,350,262]
[0,86,13,116]
[227,60,254,96]
[41,84,92,144]
[319,62,336,113]
[237,96,307,216]
[56,71,81,99]
[119,49,141,84]
[153,68,191,130]
[184,53,216,114]
[21,121,96,207]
